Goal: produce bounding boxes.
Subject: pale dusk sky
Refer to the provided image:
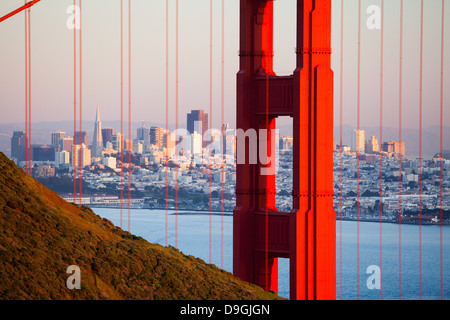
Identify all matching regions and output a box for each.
[0,0,449,132]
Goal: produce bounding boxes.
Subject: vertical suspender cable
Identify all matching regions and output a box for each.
[120,0,124,230]
[398,0,404,300]
[220,0,225,270]
[379,0,384,300]
[128,0,132,233]
[439,0,445,301]
[339,0,344,300]
[175,0,179,249]
[73,0,77,203]
[28,6,31,176]
[24,2,28,175]
[356,0,361,300]
[265,68,269,291]
[419,0,424,300]
[209,0,213,264]
[79,0,83,207]
[165,0,169,247]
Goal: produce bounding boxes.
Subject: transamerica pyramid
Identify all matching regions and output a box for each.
[92,106,103,158]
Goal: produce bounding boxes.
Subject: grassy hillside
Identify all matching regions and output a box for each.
[0,153,280,300]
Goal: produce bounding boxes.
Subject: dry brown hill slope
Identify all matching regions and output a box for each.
[0,153,280,300]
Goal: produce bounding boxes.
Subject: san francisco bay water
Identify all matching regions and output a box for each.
[94,208,450,300]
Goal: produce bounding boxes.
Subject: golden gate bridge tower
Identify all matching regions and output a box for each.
[233,0,336,300]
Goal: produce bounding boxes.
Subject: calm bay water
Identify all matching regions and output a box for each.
[94,208,450,300]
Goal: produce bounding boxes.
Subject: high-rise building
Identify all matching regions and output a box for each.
[221,123,230,155]
[163,132,175,158]
[150,126,164,148]
[55,150,70,167]
[187,109,208,146]
[11,131,26,162]
[51,131,65,147]
[102,128,115,148]
[191,131,202,155]
[133,139,144,154]
[137,126,150,146]
[225,128,236,157]
[72,144,91,168]
[59,137,73,153]
[383,141,405,157]
[208,134,222,155]
[102,156,117,169]
[125,139,133,151]
[92,107,103,157]
[280,136,294,151]
[112,133,124,153]
[382,141,394,153]
[32,145,55,162]
[365,136,379,154]
[394,142,406,158]
[351,129,365,153]
[105,141,113,151]
[74,131,89,147]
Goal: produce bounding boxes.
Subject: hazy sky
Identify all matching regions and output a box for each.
[0,0,449,132]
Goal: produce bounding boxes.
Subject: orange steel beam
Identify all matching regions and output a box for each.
[234,0,335,300]
[0,0,41,23]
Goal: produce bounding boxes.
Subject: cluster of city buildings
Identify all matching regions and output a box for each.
[10,108,237,175]
[333,129,406,160]
[9,113,450,221]
[327,129,450,224]
[330,150,450,224]
[275,130,450,224]
[9,108,242,210]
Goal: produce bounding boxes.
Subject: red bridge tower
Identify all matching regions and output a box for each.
[234,0,336,300]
